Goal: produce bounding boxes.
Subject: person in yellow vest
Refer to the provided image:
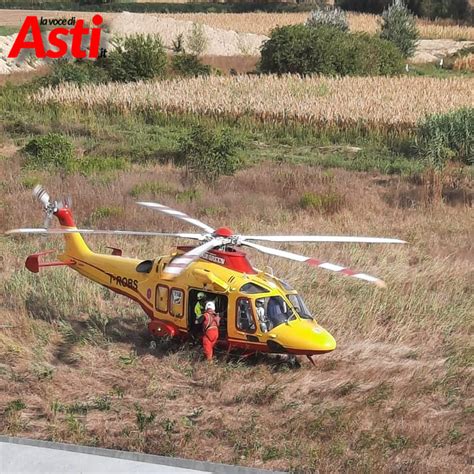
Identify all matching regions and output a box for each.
[190,292,206,343]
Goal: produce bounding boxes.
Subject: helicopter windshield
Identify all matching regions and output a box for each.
[287,294,313,320]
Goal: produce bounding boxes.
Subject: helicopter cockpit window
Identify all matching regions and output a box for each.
[240,283,269,294]
[136,260,154,273]
[256,296,295,330]
[236,298,256,333]
[287,294,313,320]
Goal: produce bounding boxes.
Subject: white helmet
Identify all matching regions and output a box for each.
[205,301,215,312]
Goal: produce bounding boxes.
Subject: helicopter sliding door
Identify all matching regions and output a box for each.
[188,289,228,340]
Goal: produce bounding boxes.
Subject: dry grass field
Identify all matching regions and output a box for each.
[34,75,474,132]
[0,9,473,41]
[0,138,473,471]
[166,12,474,40]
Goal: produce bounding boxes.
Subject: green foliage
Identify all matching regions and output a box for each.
[259,25,404,76]
[336,0,470,21]
[306,6,349,32]
[0,26,18,36]
[23,133,75,171]
[177,124,241,182]
[105,34,167,82]
[38,60,110,88]
[77,156,129,175]
[89,206,122,223]
[134,403,156,432]
[186,23,208,56]
[417,108,474,168]
[381,0,419,58]
[171,53,212,77]
[6,399,26,413]
[299,191,345,214]
[129,181,175,198]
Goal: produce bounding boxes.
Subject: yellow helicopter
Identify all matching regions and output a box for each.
[6,185,405,364]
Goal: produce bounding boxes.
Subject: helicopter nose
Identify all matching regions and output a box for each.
[268,320,336,354]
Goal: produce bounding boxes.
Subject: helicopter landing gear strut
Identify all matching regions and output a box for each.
[307,355,317,367]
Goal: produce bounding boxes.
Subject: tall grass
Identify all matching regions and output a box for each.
[33,76,474,133]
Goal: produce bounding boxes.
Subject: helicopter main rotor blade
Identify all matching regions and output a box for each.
[241,235,406,244]
[162,237,224,279]
[243,241,386,288]
[5,228,204,240]
[137,202,214,234]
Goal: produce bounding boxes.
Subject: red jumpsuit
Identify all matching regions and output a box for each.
[202,310,220,361]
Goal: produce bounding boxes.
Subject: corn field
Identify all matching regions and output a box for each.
[454,53,474,71]
[165,12,474,40]
[34,76,474,132]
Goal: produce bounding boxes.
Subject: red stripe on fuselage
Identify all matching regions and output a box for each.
[72,256,153,311]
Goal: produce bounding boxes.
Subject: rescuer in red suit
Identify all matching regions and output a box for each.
[202,301,220,361]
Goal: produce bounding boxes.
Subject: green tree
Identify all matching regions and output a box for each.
[306,6,349,32]
[380,0,419,58]
[186,23,208,57]
[105,34,167,82]
[259,25,403,76]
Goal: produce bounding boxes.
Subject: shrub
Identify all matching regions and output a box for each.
[259,25,404,76]
[186,22,208,56]
[416,108,474,168]
[23,133,75,170]
[381,0,419,58]
[172,53,211,77]
[306,6,349,32]
[177,124,241,182]
[38,60,110,88]
[105,34,167,82]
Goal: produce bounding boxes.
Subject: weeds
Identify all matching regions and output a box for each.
[299,191,345,214]
[335,381,359,397]
[367,382,393,406]
[6,399,26,414]
[135,403,156,432]
[119,351,138,367]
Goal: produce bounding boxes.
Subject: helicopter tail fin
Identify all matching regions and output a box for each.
[54,206,92,258]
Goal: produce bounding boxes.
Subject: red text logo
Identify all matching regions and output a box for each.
[8,15,106,59]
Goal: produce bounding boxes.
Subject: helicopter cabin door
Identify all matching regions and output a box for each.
[188,289,228,340]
